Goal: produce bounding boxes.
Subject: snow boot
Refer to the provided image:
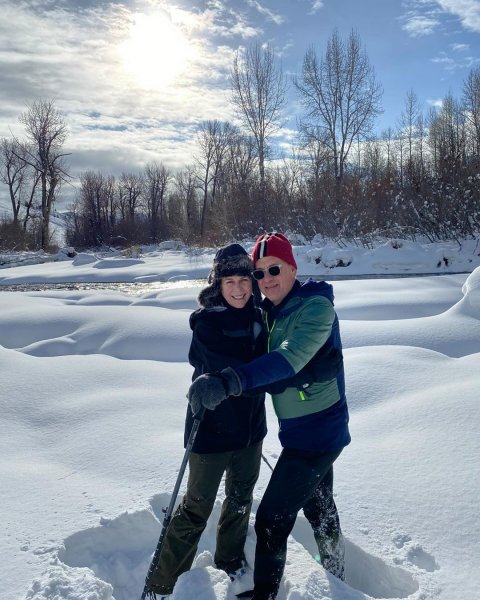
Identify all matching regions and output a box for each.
[228,561,254,596]
[239,583,278,599]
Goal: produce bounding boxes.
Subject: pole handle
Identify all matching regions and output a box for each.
[192,405,206,421]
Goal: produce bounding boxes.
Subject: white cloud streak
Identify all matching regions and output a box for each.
[402,14,441,36]
[246,0,285,25]
[450,42,469,51]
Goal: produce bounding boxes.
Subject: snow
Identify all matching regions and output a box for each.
[1,236,480,284]
[1,240,480,600]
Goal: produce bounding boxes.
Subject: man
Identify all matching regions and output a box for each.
[188,232,351,600]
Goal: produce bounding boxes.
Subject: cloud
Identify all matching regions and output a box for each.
[450,42,469,52]
[401,14,441,36]
[0,0,243,186]
[431,53,456,66]
[401,0,480,35]
[436,0,480,32]
[246,0,285,25]
[431,49,480,71]
[308,0,325,14]
[427,98,444,109]
[191,1,262,39]
[400,1,480,77]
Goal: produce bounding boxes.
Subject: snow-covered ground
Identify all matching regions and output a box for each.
[1,241,479,600]
[1,235,480,283]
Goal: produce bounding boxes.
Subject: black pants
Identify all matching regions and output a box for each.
[253,447,343,597]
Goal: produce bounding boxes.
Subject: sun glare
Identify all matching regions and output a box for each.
[120,11,193,90]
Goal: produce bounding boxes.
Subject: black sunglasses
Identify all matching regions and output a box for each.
[252,264,283,280]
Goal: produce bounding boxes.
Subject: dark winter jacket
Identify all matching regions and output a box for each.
[185,296,267,453]
[235,279,351,452]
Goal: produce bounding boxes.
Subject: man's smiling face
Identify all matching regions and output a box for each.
[255,257,297,305]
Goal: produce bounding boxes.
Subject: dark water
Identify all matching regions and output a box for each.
[0,280,206,295]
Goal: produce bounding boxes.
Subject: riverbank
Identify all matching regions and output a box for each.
[1,237,479,286]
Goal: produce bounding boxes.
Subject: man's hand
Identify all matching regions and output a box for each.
[188,367,242,416]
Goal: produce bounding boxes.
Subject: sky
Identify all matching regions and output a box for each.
[1,242,479,600]
[0,0,479,206]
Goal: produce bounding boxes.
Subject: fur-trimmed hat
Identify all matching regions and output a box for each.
[251,232,297,269]
[198,243,253,308]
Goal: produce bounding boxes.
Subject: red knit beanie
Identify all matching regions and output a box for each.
[251,232,297,269]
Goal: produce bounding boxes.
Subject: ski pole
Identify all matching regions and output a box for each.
[261,452,274,472]
[140,406,206,600]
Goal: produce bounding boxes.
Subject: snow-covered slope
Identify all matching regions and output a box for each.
[1,265,479,600]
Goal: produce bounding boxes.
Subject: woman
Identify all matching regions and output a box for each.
[147,243,266,599]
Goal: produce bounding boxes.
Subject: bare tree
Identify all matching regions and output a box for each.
[221,131,259,235]
[0,138,28,224]
[74,171,116,246]
[397,89,426,187]
[428,93,466,182]
[294,29,383,182]
[227,132,258,188]
[17,99,70,249]
[380,127,396,175]
[118,172,143,221]
[398,90,420,170]
[194,120,236,238]
[463,65,480,154]
[362,137,385,181]
[173,166,199,241]
[144,162,170,242]
[231,41,287,214]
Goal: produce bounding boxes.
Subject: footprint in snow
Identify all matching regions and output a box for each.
[290,513,419,599]
[405,545,439,572]
[26,493,420,600]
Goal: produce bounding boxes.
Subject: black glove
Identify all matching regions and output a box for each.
[188,367,242,416]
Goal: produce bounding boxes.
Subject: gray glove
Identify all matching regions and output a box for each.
[188,367,242,416]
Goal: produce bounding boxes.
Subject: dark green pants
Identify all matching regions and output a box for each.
[149,441,262,595]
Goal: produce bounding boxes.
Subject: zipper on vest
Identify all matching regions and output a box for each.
[265,315,276,352]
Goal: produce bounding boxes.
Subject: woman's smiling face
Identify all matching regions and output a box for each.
[220,275,253,309]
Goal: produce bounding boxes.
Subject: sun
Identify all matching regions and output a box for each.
[119,11,193,90]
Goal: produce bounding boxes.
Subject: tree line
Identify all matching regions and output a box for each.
[1,29,480,251]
